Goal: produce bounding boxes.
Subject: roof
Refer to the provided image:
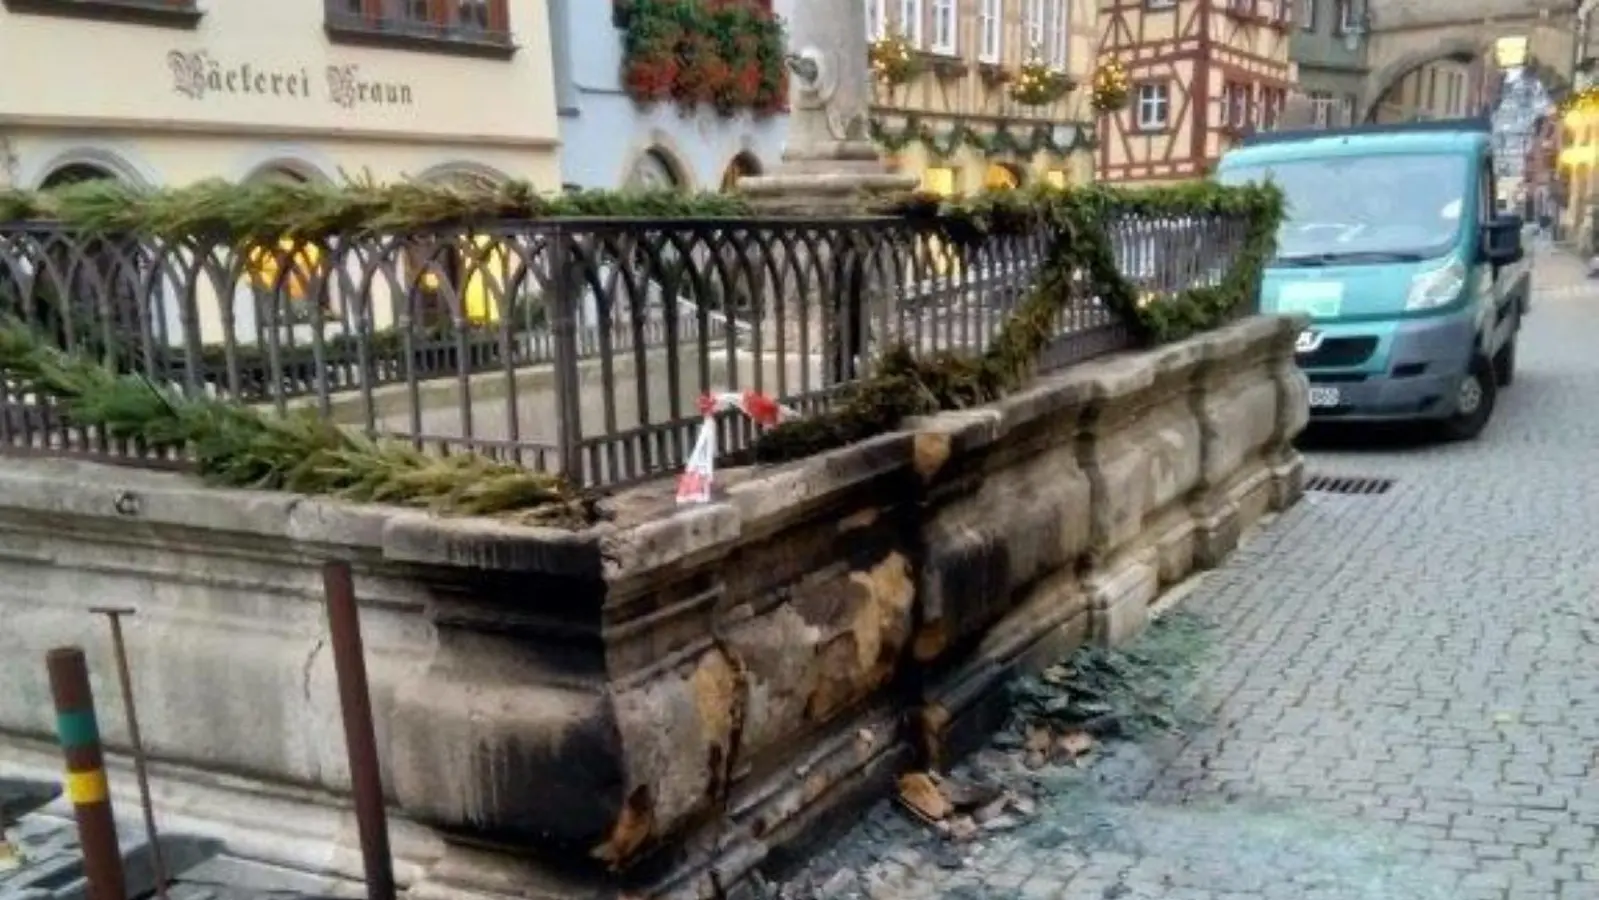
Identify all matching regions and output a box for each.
[1221,119,1490,168]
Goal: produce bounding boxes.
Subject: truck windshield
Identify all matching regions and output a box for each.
[1217,153,1468,265]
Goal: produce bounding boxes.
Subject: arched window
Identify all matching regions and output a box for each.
[27,163,138,360]
[720,152,762,192]
[984,162,1024,191]
[406,167,513,329]
[40,163,118,190]
[627,148,686,191]
[243,166,327,322]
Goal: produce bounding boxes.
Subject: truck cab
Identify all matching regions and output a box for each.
[1216,119,1531,440]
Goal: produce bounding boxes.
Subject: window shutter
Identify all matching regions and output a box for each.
[488,0,509,31]
[426,0,450,26]
[360,0,383,24]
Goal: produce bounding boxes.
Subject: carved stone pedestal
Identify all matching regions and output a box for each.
[736,0,915,213]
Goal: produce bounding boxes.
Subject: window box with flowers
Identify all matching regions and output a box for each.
[1091,60,1131,114]
[1009,59,1075,107]
[615,0,788,117]
[869,32,922,87]
[915,51,970,81]
[979,62,1014,91]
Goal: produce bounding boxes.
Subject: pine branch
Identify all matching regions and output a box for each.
[0,321,589,526]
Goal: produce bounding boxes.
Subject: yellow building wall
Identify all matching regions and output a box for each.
[874,0,1100,194]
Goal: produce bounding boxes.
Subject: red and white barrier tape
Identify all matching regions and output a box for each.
[675,390,797,505]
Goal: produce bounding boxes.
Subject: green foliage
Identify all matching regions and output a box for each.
[0,320,592,524]
[616,0,788,116]
[0,176,753,239]
[869,116,1097,159]
[0,175,1281,524]
[756,179,1284,461]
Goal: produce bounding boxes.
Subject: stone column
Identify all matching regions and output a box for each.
[736,0,920,384]
[739,0,917,213]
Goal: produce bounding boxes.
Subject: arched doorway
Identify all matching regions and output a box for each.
[719,152,761,192]
[983,162,1024,191]
[626,147,687,191]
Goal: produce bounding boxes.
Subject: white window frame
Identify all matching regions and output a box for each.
[1224,83,1250,128]
[978,0,1003,63]
[1300,0,1315,30]
[930,0,957,54]
[1308,91,1334,127]
[1136,83,1170,130]
[867,0,887,41]
[1262,88,1283,128]
[1336,0,1357,34]
[1338,94,1355,127]
[900,0,924,47]
[1025,0,1046,59]
[1047,0,1069,71]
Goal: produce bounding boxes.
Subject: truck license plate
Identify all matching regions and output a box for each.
[1308,386,1341,408]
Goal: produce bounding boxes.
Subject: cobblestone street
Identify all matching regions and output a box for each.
[776,246,1599,900]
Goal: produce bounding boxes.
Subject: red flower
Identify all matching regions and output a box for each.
[740,390,782,427]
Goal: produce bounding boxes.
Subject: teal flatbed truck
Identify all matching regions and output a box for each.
[1216,117,1532,440]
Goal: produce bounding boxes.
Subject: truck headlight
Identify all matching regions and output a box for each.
[1405,257,1467,311]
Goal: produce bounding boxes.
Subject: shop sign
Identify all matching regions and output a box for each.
[167,51,414,108]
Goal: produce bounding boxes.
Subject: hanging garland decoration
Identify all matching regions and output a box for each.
[1091,59,1131,114]
[1558,83,1599,117]
[615,0,788,117]
[752,180,1285,463]
[869,116,1097,159]
[869,32,921,87]
[0,175,1280,526]
[1009,59,1076,107]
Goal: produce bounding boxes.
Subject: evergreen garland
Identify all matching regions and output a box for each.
[0,177,753,238]
[869,116,1097,159]
[0,320,592,525]
[753,180,1284,462]
[0,175,1281,524]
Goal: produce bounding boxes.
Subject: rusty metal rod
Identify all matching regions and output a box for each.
[322,561,395,900]
[46,646,127,900]
[90,607,169,900]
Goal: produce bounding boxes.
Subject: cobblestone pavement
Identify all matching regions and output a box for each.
[774,246,1599,900]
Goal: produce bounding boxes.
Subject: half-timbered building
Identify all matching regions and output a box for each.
[1096,0,1296,183]
[866,0,1101,196]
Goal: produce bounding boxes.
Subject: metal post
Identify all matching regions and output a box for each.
[548,226,586,483]
[321,561,395,900]
[89,607,168,900]
[46,646,126,900]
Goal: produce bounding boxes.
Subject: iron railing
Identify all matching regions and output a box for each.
[0,211,1253,488]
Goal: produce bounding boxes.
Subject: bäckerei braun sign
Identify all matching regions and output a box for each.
[167,51,414,108]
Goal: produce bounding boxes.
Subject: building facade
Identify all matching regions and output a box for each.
[1096,0,1295,183]
[1289,0,1368,128]
[547,0,791,192]
[0,0,561,192]
[1370,58,1480,122]
[865,0,1100,196]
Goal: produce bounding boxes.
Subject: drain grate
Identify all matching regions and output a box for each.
[1304,473,1394,495]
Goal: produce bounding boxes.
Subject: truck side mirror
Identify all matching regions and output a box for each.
[1481,214,1524,265]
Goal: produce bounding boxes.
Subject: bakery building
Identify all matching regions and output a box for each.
[0,0,562,193]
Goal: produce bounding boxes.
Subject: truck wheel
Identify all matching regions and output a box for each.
[1494,338,1517,388]
[1442,355,1498,441]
